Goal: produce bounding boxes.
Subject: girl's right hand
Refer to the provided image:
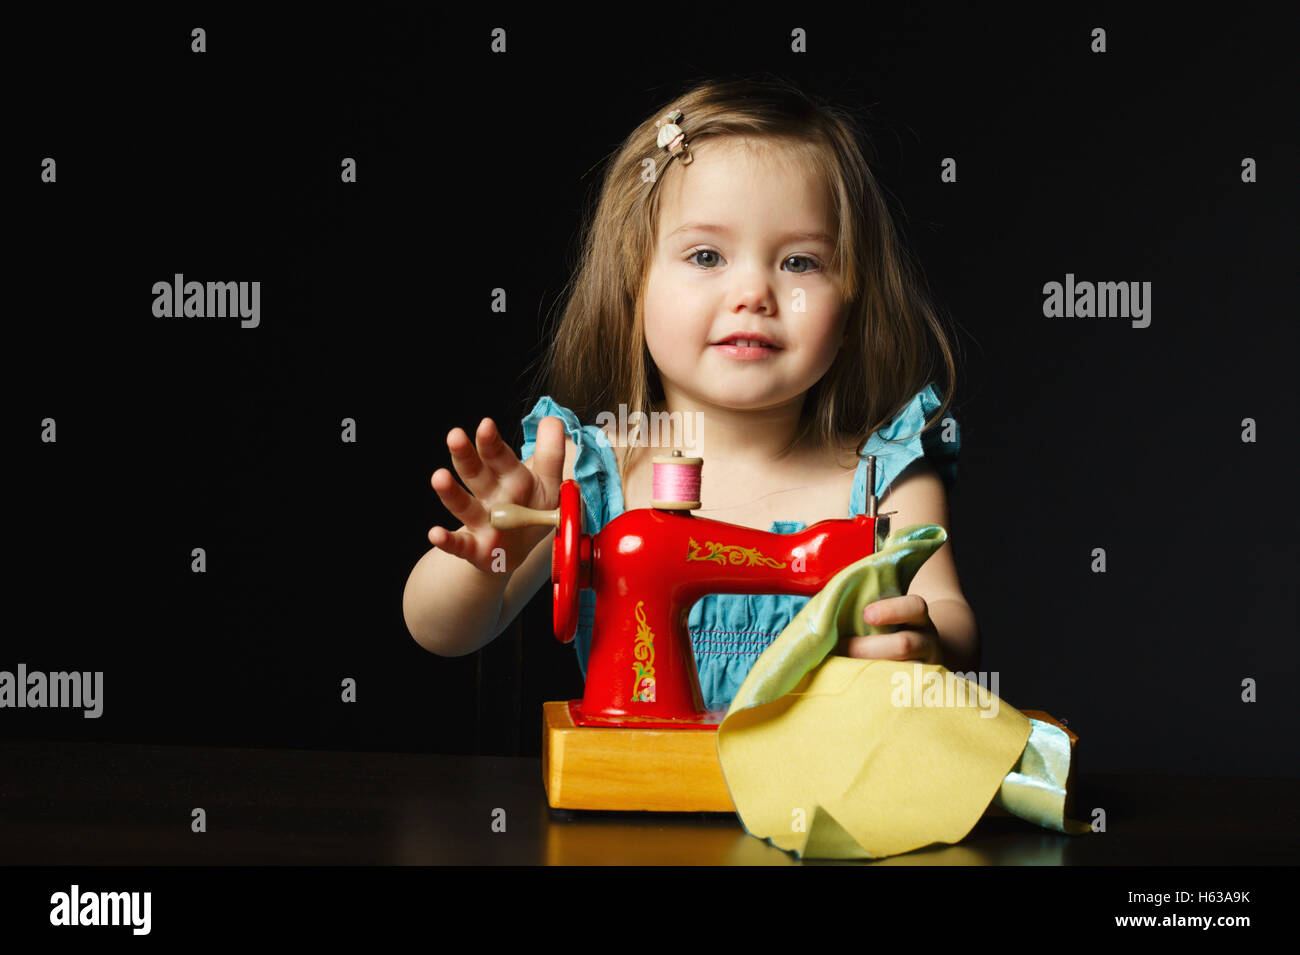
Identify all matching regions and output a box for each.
[427,415,567,575]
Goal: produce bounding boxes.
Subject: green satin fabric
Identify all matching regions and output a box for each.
[722,523,1088,854]
[995,719,1092,835]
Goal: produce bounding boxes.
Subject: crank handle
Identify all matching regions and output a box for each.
[489,503,561,530]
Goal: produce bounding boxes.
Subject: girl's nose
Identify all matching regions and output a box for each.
[730,273,777,314]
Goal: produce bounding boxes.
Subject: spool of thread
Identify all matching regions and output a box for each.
[651,450,703,510]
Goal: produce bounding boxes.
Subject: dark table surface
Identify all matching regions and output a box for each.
[1,740,1296,865]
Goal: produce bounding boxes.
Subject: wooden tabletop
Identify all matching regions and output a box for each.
[1,740,1296,865]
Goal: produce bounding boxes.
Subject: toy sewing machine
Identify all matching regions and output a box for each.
[491,451,1074,812]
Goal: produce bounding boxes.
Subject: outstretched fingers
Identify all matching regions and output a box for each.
[445,423,500,502]
[473,417,533,498]
[430,466,488,531]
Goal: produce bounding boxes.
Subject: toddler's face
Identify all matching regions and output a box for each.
[643,136,846,413]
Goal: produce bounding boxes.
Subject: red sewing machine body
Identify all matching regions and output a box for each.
[549,479,880,727]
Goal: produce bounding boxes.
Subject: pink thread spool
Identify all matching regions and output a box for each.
[651,450,702,511]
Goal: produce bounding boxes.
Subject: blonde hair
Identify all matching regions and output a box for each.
[525,75,958,485]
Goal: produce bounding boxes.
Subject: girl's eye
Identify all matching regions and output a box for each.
[784,255,821,274]
[686,248,722,269]
[685,249,823,273]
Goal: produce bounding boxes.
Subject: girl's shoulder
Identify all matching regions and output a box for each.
[856,384,960,507]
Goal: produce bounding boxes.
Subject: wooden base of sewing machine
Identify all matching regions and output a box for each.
[542,700,1077,813]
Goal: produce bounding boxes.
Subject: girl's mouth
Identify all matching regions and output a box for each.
[711,339,782,360]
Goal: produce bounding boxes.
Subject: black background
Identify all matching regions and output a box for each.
[8,5,1296,776]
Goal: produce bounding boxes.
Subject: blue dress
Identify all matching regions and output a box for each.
[519,385,960,711]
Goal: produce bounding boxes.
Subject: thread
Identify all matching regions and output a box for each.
[652,460,702,503]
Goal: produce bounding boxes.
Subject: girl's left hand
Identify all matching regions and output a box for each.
[836,595,942,664]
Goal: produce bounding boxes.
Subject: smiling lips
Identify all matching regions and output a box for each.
[713,330,780,346]
[711,338,782,359]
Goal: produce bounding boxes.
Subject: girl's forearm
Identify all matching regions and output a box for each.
[403,546,509,657]
[927,598,979,672]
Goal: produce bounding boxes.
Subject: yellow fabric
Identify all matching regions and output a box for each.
[716,524,1075,859]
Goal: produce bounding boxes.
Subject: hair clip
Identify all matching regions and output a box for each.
[655,110,693,165]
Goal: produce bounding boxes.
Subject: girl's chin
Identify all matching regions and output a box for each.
[693,391,796,412]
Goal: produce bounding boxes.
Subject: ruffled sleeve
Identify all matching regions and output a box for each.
[851,383,960,513]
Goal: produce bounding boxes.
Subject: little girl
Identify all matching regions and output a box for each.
[403,77,977,713]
